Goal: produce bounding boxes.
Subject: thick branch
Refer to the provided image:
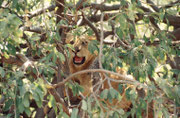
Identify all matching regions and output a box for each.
[79,13,116,26]
[104,31,114,39]
[22,26,45,34]
[47,87,70,116]
[79,3,122,11]
[56,0,65,24]
[167,56,180,70]
[140,6,180,28]
[82,14,100,41]
[0,56,24,66]
[170,28,180,41]
[28,5,56,19]
[146,0,159,12]
[145,40,180,46]
[165,15,180,29]
[160,0,180,9]
[90,3,121,11]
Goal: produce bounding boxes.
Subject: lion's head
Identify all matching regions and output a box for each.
[66,34,97,72]
[65,34,97,102]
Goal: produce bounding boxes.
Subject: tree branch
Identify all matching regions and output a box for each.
[0,56,24,66]
[160,0,180,9]
[76,0,87,10]
[165,15,180,29]
[27,5,56,19]
[139,6,180,29]
[79,3,122,11]
[79,12,117,26]
[0,6,23,19]
[90,3,121,11]
[169,28,180,41]
[22,26,45,34]
[53,69,148,89]
[46,87,70,116]
[82,13,100,41]
[146,0,159,12]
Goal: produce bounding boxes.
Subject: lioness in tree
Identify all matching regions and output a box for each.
[65,34,153,117]
[66,34,131,109]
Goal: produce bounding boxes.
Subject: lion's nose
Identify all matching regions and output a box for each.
[75,47,80,52]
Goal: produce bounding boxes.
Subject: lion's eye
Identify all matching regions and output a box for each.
[82,41,85,45]
[70,40,74,44]
[82,41,88,45]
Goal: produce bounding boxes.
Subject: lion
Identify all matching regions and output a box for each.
[65,34,153,117]
[65,33,131,105]
[65,34,97,104]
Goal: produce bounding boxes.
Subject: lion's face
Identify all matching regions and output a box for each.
[66,34,96,71]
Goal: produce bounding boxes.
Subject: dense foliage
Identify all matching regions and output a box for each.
[0,0,179,117]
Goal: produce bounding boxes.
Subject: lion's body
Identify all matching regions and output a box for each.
[66,34,132,109]
[66,34,153,117]
[66,35,97,97]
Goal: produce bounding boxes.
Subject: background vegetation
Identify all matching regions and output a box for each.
[0,0,179,117]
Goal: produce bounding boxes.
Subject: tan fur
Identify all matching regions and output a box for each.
[66,34,153,117]
[66,34,131,108]
[66,34,96,97]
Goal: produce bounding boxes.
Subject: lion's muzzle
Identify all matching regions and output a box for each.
[73,55,85,65]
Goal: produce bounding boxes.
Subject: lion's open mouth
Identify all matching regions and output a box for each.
[73,56,85,65]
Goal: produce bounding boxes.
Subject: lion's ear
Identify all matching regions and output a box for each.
[66,33,74,44]
[88,36,96,40]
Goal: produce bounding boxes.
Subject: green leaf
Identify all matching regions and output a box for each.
[88,40,99,54]
[32,91,39,102]
[118,84,123,94]
[112,111,119,118]
[77,84,84,93]
[36,85,44,101]
[52,52,57,64]
[12,0,18,8]
[46,52,53,63]
[48,95,56,108]
[3,99,14,111]
[171,69,180,75]
[4,52,10,59]
[109,87,119,99]
[18,102,24,113]
[0,67,5,77]
[116,27,123,39]
[58,112,70,118]
[100,89,108,99]
[16,96,24,113]
[119,14,127,30]
[57,52,65,62]
[81,100,87,111]
[23,93,30,108]
[139,99,147,109]
[125,88,131,100]
[65,44,74,51]
[87,28,94,36]
[71,108,78,118]
[72,84,79,96]
[0,0,3,6]
[7,43,16,55]
[24,107,31,117]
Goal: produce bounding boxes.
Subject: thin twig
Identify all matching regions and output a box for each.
[99,13,104,69]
